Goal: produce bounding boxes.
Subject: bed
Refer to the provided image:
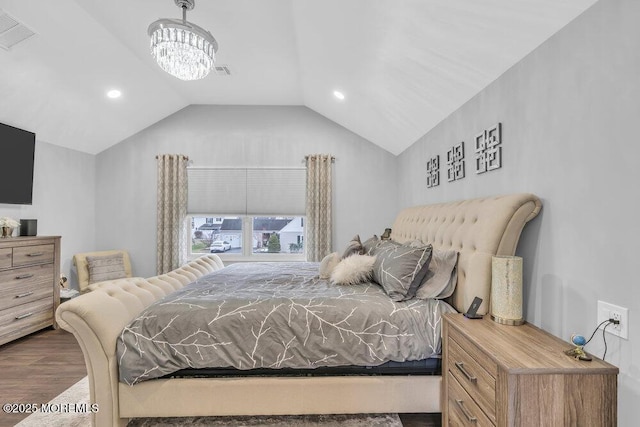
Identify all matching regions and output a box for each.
[56,193,541,427]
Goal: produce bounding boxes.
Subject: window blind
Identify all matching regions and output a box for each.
[187,167,306,216]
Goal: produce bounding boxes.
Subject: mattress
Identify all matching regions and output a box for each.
[165,358,442,378]
[117,262,455,385]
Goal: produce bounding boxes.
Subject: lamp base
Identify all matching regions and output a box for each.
[491,314,525,326]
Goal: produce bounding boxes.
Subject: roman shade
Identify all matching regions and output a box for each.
[187,168,306,216]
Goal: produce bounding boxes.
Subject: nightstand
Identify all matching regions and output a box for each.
[442,313,618,426]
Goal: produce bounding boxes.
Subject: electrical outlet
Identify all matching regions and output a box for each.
[597,301,629,340]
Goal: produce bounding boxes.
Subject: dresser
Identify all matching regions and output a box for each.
[0,236,61,346]
[442,313,618,426]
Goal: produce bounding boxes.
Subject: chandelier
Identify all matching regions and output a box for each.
[148,0,218,81]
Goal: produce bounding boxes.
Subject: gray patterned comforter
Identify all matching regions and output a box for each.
[117,262,455,384]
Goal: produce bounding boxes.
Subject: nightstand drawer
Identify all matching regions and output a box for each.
[448,336,496,422]
[448,326,498,378]
[447,372,495,426]
[12,244,55,267]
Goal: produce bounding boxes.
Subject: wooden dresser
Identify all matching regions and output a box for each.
[0,236,60,346]
[442,313,618,426]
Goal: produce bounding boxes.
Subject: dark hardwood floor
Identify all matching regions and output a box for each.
[0,328,440,427]
[0,327,87,426]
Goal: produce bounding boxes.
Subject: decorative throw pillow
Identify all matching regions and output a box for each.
[362,235,380,255]
[86,253,127,284]
[341,235,364,259]
[331,254,376,286]
[416,249,458,299]
[319,252,341,279]
[370,240,433,301]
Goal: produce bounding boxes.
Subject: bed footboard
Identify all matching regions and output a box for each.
[55,255,224,427]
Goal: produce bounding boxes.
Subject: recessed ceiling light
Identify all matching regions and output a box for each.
[333,90,345,100]
[107,89,122,99]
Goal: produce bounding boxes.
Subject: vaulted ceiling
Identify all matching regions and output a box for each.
[0,0,598,155]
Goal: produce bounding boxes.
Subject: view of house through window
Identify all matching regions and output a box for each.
[190,216,305,256]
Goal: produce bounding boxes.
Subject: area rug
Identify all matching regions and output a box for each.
[16,377,403,427]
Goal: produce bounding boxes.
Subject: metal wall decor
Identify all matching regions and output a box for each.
[475,123,502,174]
[426,155,440,188]
[447,141,465,182]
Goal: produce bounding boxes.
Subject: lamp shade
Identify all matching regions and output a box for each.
[490,255,524,325]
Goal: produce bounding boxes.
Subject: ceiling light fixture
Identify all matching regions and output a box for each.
[106,89,122,99]
[148,0,218,81]
[333,90,345,100]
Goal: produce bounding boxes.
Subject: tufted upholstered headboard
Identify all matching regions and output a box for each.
[390,193,541,314]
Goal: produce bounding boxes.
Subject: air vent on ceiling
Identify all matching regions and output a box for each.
[0,10,36,50]
[213,65,232,76]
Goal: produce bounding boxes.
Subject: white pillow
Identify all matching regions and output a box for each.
[331,254,376,286]
[319,252,341,279]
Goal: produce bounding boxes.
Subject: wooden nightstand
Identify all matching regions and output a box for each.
[442,313,618,426]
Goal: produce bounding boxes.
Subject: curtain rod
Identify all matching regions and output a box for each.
[303,155,335,163]
[187,166,306,170]
[155,154,189,160]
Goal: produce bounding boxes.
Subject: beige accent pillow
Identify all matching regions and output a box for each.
[319,252,341,279]
[331,254,376,285]
[87,253,127,284]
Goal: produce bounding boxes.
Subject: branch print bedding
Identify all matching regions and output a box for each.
[117,262,455,385]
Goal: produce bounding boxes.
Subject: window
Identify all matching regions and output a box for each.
[187,168,306,260]
[190,216,305,257]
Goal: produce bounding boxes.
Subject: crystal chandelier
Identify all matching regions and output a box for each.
[148,0,218,81]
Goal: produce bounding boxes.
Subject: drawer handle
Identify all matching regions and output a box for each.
[15,274,34,280]
[27,252,45,257]
[15,312,34,320]
[455,399,478,423]
[455,361,477,383]
[16,291,34,298]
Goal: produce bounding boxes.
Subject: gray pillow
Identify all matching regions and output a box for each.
[341,235,364,259]
[370,240,433,301]
[87,253,127,284]
[362,235,380,255]
[416,249,458,299]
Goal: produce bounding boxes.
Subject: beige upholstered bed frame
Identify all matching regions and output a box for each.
[56,193,541,427]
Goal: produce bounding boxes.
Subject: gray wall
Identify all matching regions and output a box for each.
[0,140,96,288]
[95,105,398,278]
[397,0,639,422]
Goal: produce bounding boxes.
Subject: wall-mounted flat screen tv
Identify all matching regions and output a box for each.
[0,122,36,205]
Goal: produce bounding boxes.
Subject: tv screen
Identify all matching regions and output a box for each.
[0,122,35,205]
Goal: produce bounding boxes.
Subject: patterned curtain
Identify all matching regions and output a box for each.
[156,154,189,274]
[306,154,333,261]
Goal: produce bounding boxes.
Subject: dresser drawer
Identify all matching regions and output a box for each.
[0,298,54,345]
[0,264,54,311]
[447,372,495,427]
[448,335,497,422]
[0,248,11,269]
[12,244,55,267]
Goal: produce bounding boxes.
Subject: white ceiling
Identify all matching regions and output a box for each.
[0,0,598,156]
